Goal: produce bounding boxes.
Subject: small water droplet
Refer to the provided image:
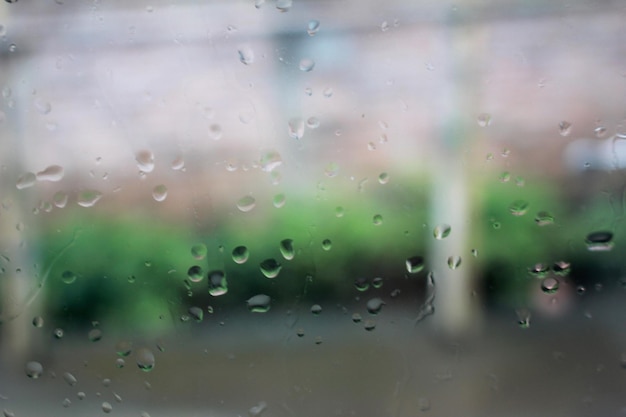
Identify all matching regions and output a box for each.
[135,150,154,173]
[273,193,286,208]
[447,256,462,270]
[310,304,322,315]
[541,277,559,294]
[61,270,77,284]
[187,265,203,283]
[53,328,64,339]
[364,320,377,331]
[576,285,586,295]
[477,113,491,127]
[552,261,570,276]
[208,124,223,141]
[77,392,86,400]
[288,118,304,140]
[232,246,250,264]
[188,306,203,322]
[372,214,383,225]
[594,126,607,138]
[378,172,389,184]
[136,348,155,372]
[171,156,185,170]
[306,116,320,129]
[116,341,132,357]
[279,239,295,260]
[260,259,282,278]
[115,358,125,368]
[498,172,510,183]
[509,200,529,216]
[298,58,315,72]
[62,398,71,408]
[528,263,549,278]
[324,162,339,177]
[516,308,531,329]
[296,328,305,337]
[63,372,77,386]
[236,195,256,212]
[321,239,332,251]
[406,256,424,273]
[354,277,369,292]
[8,44,16,53]
[304,86,313,96]
[25,361,43,379]
[32,316,44,328]
[36,165,64,182]
[34,98,51,115]
[101,401,113,413]
[351,313,362,323]
[16,172,36,190]
[191,244,207,260]
[77,190,102,207]
[247,294,271,313]
[208,270,228,296]
[585,231,613,251]
[323,87,333,98]
[260,150,282,172]
[248,401,268,417]
[418,397,431,411]
[372,277,383,289]
[335,206,345,217]
[307,19,320,36]
[151,184,167,202]
[558,121,572,136]
[535,211,554,226]
[366,298,384,315]
[433,224,451,240]
[88,328,102,342]
[238,45,254,65]
[275,0,292,12]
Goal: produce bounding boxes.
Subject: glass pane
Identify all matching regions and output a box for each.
[1,1,625,416]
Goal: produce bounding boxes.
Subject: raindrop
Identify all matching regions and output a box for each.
[32,316,44,328]
[364,320,377,331]
[188,306,203,322]
[232,246,250,264]
[509,200,529,216]
[136,348,155,372]
[171,156,185,170]
[558,121,572,136]
[552,261,571,276]
[62,398,71,408]
[541,277,559,294]
[594,126,607,138]
[321,239,332,251]
[208,270,228,296]
[247,294,271,313]
[34,98,51,115]
[528,263,549,278]
[418,398,431,412]
[279,239,295,260]
[135,150,155,173]
[323,87,333,97]
[260,150,282,172]
[516,308,531,329]
[447,256,462,270]
[36,165,64,182]
[306,116,320,129]
[187,265,203,282]
[310,304,322,315]
[61,270,77,284]
[88,328,102,342]
[77,190,102,207]
[260,259,282,278]
[366,298,384,315]
[116,341,132,357]
[191,244,207,260]
[380,21,390,31]
[471,249,478,257]
[296,328,305,337]
[151,185,167,202]
[433,224,451,239]
[275,0,292,12]
[63,372,77,386]
[288,118,304,139]
[477,113,491,127]
[77,392,86,400]
[53,191,68,208]
[25,361,43,379]
[304,87,313,96]
[354,277,369,292]
[16,172,36,190]
[53,328,64,339]
[373,214,383,225]
[585,231,614,251]
[499,172,510,183]
[208,124,223,140]
[299,58,315,72]
[335,206,345,217]
[273,193,286,208]
[314,336,323,344]
[307,20,320,36]
[405,256,424,273]
[115,358,125,368]
[236,195,256,212]
[372,277,383,288]
[352,313,362,323]
[324,162,339,177]
[535,211,554,226]
[378,172,389,184]
[8,44,15,53]
[238,45,254,65]
[248,401,268,416]
[101,402,113,414]
[576,285,586,295]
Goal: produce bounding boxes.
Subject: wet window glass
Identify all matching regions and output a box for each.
[1,1,625,416]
